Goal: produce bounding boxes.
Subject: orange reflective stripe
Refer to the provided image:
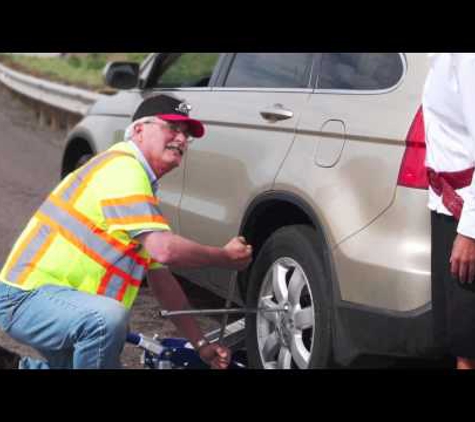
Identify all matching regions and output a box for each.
[98,270,140,302]
[101,195,158,207]
[36,211,141,287]
[105,215,169,226]
[3,221,43,278]
[5,221,54,285]
[69,153,124,205]
[49,195,148,267]
[97,271,113,295]
[37,211,110,269]
[57,151,135,205]
[116,279,129,302]
[16,230,55,286]
[102,201,165,223]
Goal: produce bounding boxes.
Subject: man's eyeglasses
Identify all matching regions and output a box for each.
[144,120,194,143]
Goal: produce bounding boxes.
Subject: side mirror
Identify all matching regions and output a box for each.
[103,62,140,90]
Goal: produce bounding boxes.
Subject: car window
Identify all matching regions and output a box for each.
[152,53,221,88]
[223,53,314,89]
[318,53,404,91]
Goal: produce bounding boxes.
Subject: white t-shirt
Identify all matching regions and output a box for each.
[423,53,475,238]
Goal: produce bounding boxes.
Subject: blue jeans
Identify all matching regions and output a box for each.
[0,283,130,369]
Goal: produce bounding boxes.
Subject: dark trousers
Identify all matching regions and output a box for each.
[432,211,475,358]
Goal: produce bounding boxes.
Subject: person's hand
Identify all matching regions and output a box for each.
[224,236,253,270]
[198,343,231,369]
[450,233,475,283]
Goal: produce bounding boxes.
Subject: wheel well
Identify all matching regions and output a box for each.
[238,197,331,300]
[61,138,95,179]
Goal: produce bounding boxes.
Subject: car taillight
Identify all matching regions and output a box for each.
[397,105,429,189]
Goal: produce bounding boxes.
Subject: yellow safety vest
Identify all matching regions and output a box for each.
[0,142,171,309]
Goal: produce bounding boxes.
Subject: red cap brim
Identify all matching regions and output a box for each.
[156,114,205,138]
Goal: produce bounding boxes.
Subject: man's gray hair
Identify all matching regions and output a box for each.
[124,116,159,141]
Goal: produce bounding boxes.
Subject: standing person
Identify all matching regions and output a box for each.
[0,94,253,369]
[424,53,475,370]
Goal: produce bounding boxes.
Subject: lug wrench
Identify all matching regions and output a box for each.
[159,305,288,318]
[218,270,238,344]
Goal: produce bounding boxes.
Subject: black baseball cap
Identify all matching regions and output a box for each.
[132,95,205,138]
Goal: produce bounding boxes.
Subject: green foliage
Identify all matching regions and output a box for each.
[125,53,149,63]
[0,53,152,90]
[67,55,81,68]
[159,53,220,87]
[85,54,107,71]
[0,53,218,91]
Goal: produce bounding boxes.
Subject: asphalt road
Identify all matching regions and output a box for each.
[0,85,221,369]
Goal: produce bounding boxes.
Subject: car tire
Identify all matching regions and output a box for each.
[245,225,332,369]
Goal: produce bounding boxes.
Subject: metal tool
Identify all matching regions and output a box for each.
[218,270,238,344]
[159,306,287,318]
[159,238,288,349]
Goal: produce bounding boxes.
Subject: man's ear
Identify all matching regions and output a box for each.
[134,123,143,134]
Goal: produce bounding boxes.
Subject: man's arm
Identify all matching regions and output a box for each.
[147,268,207,347]
[450,54,475,283]
[147,268,230,369]
[138,231,252,270]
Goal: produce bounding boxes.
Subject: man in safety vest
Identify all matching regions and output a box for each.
[0,94,253,369]
[424,53,475,369]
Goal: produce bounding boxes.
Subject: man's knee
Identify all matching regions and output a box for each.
[101,304,129,339]
[77,301,129,342]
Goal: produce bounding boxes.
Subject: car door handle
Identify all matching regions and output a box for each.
[260,104,294,122]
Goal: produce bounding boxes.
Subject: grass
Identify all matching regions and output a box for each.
[158,53,221,87]
[0,53,150,91]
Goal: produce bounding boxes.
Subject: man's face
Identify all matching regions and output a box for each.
[133,117,193,178]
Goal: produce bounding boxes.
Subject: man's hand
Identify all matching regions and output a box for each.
[198,343,231,369]
[224,236,253,270]
[450,233,475,283]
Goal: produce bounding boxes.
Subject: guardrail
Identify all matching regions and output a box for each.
[0,62,106,130]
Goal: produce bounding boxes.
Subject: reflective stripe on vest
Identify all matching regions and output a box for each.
[102,273,129,301]
[101,194,167,226]
[4,149,152,304]
[57,151,130,203]
[427,166,475,220]
[4,222,54,285]
[7,196,147,289]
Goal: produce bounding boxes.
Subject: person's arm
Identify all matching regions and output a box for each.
[147,267,230,369]
[138,231,252,270]
[450,54,475,283]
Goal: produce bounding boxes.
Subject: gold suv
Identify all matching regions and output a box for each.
[62,53,432,368]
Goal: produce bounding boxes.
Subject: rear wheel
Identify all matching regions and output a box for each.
[245,225,332,369]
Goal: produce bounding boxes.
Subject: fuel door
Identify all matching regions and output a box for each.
[314,119,346,168]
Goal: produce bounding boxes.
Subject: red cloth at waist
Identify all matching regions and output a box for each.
[427,167,475,220]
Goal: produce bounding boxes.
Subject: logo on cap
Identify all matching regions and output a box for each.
[176,102,192,115]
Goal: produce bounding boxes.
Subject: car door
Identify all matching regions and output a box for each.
[143,53,223,233]
[275,53,410,244]
[176,53,316,296]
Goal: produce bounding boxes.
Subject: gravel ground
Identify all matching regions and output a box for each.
[0,85,222,369]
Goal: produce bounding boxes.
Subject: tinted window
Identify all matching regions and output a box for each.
[318,53,404,91]
[224,53,314,89]
[154,53,220,88]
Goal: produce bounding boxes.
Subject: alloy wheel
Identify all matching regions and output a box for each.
[256,257,316,369]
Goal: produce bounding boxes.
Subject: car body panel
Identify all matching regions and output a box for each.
[333,187,431,311]
[172,89,312,292]
[273,53,430,310]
